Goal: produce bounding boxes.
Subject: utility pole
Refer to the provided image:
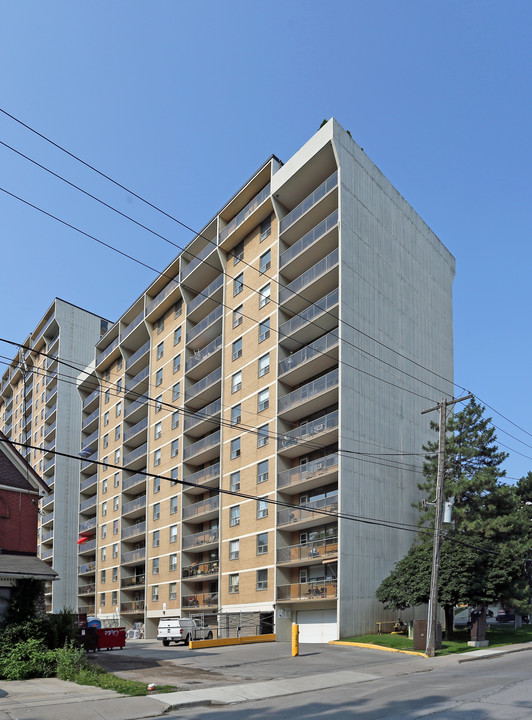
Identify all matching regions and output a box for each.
[422,393,472,657]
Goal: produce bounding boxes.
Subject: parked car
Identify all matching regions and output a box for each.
[157,618,213,646]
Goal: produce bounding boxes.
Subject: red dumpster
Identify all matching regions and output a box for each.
[96,628,126,650]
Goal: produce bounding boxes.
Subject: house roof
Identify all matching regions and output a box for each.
[0,553,58,581]
[0,432,50,495]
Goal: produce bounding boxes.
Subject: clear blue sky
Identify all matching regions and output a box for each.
[1,1,531,480]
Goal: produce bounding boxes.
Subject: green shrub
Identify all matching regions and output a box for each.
[0,638,57,680]
[55,642,90,681]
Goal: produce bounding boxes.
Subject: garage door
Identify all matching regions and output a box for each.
[297,609,337,643]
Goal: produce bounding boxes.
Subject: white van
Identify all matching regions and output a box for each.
[157,618,213,646]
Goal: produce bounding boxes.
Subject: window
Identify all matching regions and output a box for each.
[258,353,270,378]
[104,389,110,404]
[157,317,164,334]
[104,411,109,426]
[155,395,162,412]
[115,425,121,441]
[257,424,269,447]
[232,337,242,361]
[174,327,182,345]
[171,439,179,457]
[153,502,160,520]
[114,448,120,463]
[112,591,118,606]
[257,532,268,555]
[259,284,271,308]
[229,506,240,526]
[173,354,181,373]
[101,547,106,561]
[233,305,243,328]
[152,585,159,601]
[229,539,239,560]
[101,524,107,539]
[233,272,244,296]
[258,388,269,413]
[170,468,178,485]
[112,567,118,582]
[103,433,109,448]
[174,299,182,318]
[117,357,122,371]
[231,404,241,426]
[103,456,108,470]
[172,411,179,429]
[170,525,178,543]
[170,495,178,514]
[112,543,118,559]
[260,249,271,273]
[113,519,119,535]
[230,437,241,460]
[155,369,163,387]
[153,477,161,494]
[231,371,242,394]
[116,378,122,394]
[230,471,240,492]
[229,574,239,593]
[156,341,164,360]
[172,382,180,401]
[169,582,177,600]
[257,459,269,483]
[257,568,268,590]
[116,401,122,417]
[169,553,177,572]
[154,449,161,467]
[260,216,271,241]
[154,421,162,440]
[153,530,160,547]
[102,501,107,516]
[100,592,106,607]
[113,496,119,511]
[101,570,106,584]
[258,318,270,343]
[102,478,108,494]
[257,497,268,519]
[152,557,159,574]
[232,239,244,265]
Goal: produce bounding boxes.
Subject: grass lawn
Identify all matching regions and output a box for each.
[342,623,532,656]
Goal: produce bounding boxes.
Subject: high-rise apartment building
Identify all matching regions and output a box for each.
[0,299,109,611]
[74,119,455,642]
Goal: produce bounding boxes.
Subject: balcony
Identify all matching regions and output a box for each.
[185,335,222,379]
[124,398,148,423]
[278,410,338,457]
[43,457,55,474]
[43,493,54,508]
[122,472,147,492]
[183,463,220,495]
[78,539,96,553]
[123,416,148,444]
[96,336,119,367]
[79,517,97,534]
[80,474,98,493]
[78,584,96,596]
[181,243,217,282]
[82,408,99,432]
[82,387,100,411]
[278,330,339,386]
[280,210,338,277]
[41,548,53,560]
[41,529,54,543]
[186,306,223,351]
[80,452,98,473]
[81,429,99,453]
[122,495,146,519]
[279,289,339,351]
[276,537,338,565]
[121,521,147,539]
[80,496,97,513]
[120,310,145,342]
[187,274,223,321]
[278,368,339,423]
[126,340,150,372]
[219,182,270,244]
[184,367,221,409]
[78,562,96,575]
[277,495,339,529]
[280,171,338,243]
[181,592,218,609]
[146,277,179,316]
[183,398,221,436]
[182,560,218,579]
[120,601,145,613]
[182,527,219,551]
[277,579,337,601]
[78,605,96,615]
[125,365,149,397]
[45,403,57,422]
[182,495,219,523]
[24,379,34,397]
[121,548,146,566]
[279,249,339,315]
[183,430,220,465]
[277,453,339,495]
[123,442,147,470]
[121,575,145,589]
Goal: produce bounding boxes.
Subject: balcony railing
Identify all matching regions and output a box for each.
[278,330,339,377]
[280,210,338,267]
[277,579,337,601]
[120,601,145,613]
[120,310,145,341]
[124,398,147,419]
[278,368,339,415]
[184,398,221,432]
[125,366,149,394]
[182,560,219,578]
[121,575,145,589]
[126,341,150,370]
[277,495,339,526]
[280,171,337,234]
[81,474,98,492]
[279,410,338,449]
[181,592,218,608]
[182,527,219,549]
[121,521,147,539]
[45,403,57,421]
[82,408,99,430]
[187,274,223,315]
[80,452,98,471]
[183,430,220,461]
[80,496,97,512]
[277,536,338,563]
[78,583,96,596]
[182,495,219,520]
[280,288,339,339]
[82,387,100,409]
[41,548,53,560]
[147,278,179,315]
[79,517,97,534]
[186,306,223,345]
[278,453,339,490]
[182,243,217,281]
[122,471,147,492]
[122,495,146,515]
[183,463,220,489]
[279,248,339,305]
[219,183,270,243]
[124,416,148,443]
[78,539,96,552]
[121,548,146,564]
[96,337,119,366]
[78,562,96,574]
[185,335,222,373]
[185,367,221,403]
[123,443,147,467]
[78,605,96,615]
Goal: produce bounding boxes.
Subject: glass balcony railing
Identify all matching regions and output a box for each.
[278,368,339,415]
[82,408,99,429]
[186,306,223,345]
[120,600,145,612]
[45,403,57,422]
[120,310,145,341]
[125,366,149,394]
[80,452,98,471]
[279,249,339,305]
[79,517,97,534]
[279,410,338,449]
[183,430,221,461]
[183,463,220,489]
[279,330,339,377]
[280,289,339,339]
[182,592,218,608]
[280,210,338,267]
[182,495,219,520]
[219,183,271,243]
[121,549,146,564]
[96,337,119,366]
[277,579,337,601]
[182,559,219,578]
[80,474,98,492]
[187,274,223,315]
[78,583,96,596]
[121,575,145,589]
[126,341,150,370]
[182,243,217,280]
[78,562,96,574]
[185,335,222,373]
[123,443,147,467]
[277,536,338,564]
[124,416,148,443]
[185,367,221,403]
[122,495,146,515]
[184,398,221,432]
[78,539,96,553]
[121,521,146,539]
[82,387,100,409]
[41,548,53,560]
[80,496,97,512]
[277,495,339,526]
[182,526,219,549]
[146,278,179,315]
[280,171,337,234]
[81,429,99,450]
[122,471,147,491]
[124,398,148,419]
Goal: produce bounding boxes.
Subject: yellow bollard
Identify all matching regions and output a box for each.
[292,623,299,657]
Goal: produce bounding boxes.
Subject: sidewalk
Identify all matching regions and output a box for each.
[0,642,530,719]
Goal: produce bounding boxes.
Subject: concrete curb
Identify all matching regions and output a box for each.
[329,640,428,657]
